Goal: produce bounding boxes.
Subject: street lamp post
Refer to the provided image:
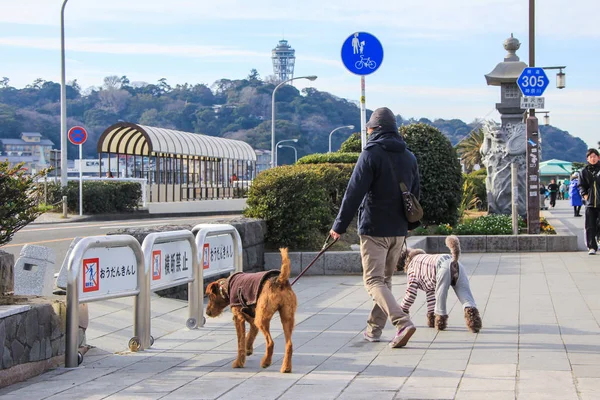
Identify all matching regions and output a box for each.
[278,145,298,164]
[542,66,567,89]
[275,139,298,167]
[60,0,69,187]
[271,75,317,168]
[328,125,355,153]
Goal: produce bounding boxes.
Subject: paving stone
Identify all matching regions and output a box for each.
[2,234,600,399]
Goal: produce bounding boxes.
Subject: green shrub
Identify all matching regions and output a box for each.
[338,133,362,153]
[411,226,429,236]
[244,164,353,249]
[47,181,142,214]
[0,162,47,246]
[464,169,487,211]
[401,123,463,226]
[297,152,360,165]
[434,224,453,235]
[454,214,522,235]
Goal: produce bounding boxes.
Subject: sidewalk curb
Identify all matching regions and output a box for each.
[30,210,243,225]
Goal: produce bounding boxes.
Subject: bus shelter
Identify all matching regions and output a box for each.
[97,122,256,203]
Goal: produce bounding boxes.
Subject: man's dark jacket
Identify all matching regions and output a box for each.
[332,123,420,237]
[579,163,600,208]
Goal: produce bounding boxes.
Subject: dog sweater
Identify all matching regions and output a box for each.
[227,270,280,308]
[401,254,451,313]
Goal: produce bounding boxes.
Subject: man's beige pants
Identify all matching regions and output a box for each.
[360,235,413,338]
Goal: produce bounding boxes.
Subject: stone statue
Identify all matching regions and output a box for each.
[481,120,527,216]
[482,34,528,216]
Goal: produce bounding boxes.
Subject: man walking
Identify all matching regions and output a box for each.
[329,107,420,348]
[579,149,600,255]
[547,179,559,208]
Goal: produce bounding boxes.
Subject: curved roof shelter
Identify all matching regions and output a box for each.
[98,122,256,161]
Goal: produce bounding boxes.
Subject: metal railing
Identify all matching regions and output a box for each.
[65,235,149,368]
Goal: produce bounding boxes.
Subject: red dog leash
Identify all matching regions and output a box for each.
[291,235,339,286]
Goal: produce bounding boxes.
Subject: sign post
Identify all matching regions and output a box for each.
[517,67,549,234]
[68,126,88,216]
[341,32,384,149]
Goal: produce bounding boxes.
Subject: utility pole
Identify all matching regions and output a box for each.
[526,0,541,234]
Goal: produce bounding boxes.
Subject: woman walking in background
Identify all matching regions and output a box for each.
[569,173,583,217]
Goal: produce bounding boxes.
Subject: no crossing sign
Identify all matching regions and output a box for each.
[68,126,88,145]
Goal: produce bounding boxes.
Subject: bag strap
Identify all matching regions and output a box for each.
[383,150,409,193]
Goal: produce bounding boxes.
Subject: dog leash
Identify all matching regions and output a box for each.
[291,234,338,286]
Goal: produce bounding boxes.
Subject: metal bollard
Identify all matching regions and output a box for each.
[62,195,68,218]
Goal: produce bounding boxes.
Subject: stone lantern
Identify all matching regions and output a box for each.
[481,35,527,216]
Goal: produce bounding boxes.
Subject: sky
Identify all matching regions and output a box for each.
[1,0,598,149]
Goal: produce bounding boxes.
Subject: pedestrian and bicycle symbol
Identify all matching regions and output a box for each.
[341,32,383,75]
[68,126,88,145]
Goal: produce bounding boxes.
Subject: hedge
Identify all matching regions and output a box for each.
[297,152,360,165]
[47,181,142,214]
[338,133,362,153]
[244,164,354,249]
[401,123,463,226]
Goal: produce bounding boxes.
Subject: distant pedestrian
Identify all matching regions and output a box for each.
[579,149,600,255]
[559,182,566,200]
[539,183,547,210]
[106,171,114,178]
[569,174,583,217]
[547,179,559,208]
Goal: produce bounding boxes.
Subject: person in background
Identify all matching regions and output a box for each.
[547,179,559,208]
[563,177,570,200]
[106,171,114,178]
[569,173,583,217]
[579,149,600,255]
[559,181,566,200]
[539,183,547,211]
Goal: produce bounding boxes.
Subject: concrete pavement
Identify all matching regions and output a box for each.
[0,200,599,399]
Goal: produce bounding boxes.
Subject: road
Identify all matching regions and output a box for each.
[1,214,241,272]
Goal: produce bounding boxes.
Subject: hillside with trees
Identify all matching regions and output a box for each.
[0,72,588,164]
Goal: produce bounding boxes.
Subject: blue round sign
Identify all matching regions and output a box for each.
[341,32,383,75]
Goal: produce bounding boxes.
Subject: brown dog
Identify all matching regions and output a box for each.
[205,248,297,373]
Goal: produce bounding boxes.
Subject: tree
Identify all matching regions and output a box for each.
[247,69,261,85]
[0,162,46,246]
[455,128,484,172]
[103,75,122,90]
[26,78,45,90]
[0,77,9,88]
[157,78,171,94]
[401,123,463,226]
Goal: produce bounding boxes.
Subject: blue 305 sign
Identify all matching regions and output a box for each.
[517,67,549,97]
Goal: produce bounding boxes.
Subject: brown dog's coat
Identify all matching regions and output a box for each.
[205,248,297,373]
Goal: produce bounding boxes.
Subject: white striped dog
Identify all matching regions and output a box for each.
[398,236,482,332]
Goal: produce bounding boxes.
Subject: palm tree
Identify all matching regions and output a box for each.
[456,128,484,173]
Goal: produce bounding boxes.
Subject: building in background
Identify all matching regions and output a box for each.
[272,39,295,83]
[0,132,54,173]
[254,149,271,175]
